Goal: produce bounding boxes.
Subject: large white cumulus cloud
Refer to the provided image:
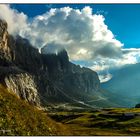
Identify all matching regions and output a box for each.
[22,6,124,61]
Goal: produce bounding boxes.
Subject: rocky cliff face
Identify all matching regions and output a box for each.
[41,49,100,103]
[0,19,11,65]
[0,19,101,108]
[4,72,40,105]
[0,19,41,106]
[0,66,40,106]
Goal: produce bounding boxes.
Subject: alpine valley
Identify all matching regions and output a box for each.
[1,18,140,136]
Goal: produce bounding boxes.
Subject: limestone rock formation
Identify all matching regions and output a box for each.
[0,19,101,108]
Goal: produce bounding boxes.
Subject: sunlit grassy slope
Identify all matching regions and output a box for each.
[0,85,71,136]
[1,83,140,136]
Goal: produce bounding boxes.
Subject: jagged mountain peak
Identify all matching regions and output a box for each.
[0,19,110,109]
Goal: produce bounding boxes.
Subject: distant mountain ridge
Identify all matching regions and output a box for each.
[102,63,140,107]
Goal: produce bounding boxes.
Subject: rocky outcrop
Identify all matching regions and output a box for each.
[0,19,101,107]
[0,19,8,54]
[0,66,40,106]
[4,72,40,105]
[0,19,12,65]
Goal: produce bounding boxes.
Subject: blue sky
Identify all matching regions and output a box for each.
[11,4,140,49]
